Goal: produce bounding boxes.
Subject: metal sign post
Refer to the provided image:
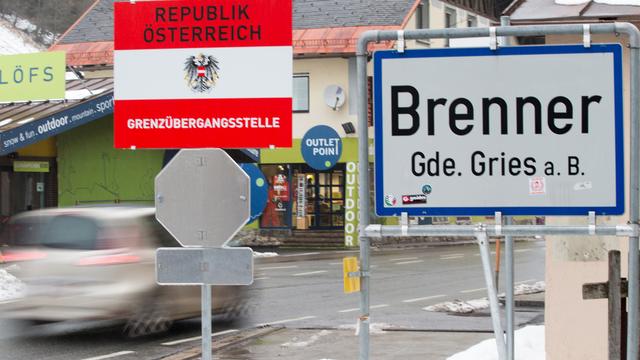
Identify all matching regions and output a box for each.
[499,16,516,360]
[357,22,640,360]
[155,149,253,360]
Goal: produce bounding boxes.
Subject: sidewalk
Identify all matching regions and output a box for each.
[161,292,545,360]
[163,327,495,360]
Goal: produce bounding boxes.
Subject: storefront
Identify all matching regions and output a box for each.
[257,132,362,246]
[0,141,58,220]
[260,163,346,230]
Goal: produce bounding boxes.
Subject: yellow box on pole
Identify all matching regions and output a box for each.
[343,256,360,294]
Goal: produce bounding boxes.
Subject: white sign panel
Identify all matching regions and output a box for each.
[374,45,624,216]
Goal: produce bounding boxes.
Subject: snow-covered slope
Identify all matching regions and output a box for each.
[0,17,43,55]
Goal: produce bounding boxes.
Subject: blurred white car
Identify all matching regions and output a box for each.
[0,206,248,337]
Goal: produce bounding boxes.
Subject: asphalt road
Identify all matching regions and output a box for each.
[0,241,545,360]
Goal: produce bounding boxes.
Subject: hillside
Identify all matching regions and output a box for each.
[0,17,42,54]
[0,0,95,47]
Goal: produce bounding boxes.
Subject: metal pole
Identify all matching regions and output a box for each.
[498,16,515,360]
[356,31,371,360]
[354,22,640,360]
[626,25,640,360]
[202,284,212,360]
[477,227,507,360]
[504,217,515,360]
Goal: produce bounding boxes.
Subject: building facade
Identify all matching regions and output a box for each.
[0,0,495,246]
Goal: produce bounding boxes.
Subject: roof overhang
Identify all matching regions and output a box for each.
[0,91,114,156]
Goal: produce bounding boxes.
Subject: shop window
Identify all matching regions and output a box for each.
[260,165,291,228]
[291,164,345,230]
[293,74,309,113]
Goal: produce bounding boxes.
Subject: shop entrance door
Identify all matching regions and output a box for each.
[293,164,345,230]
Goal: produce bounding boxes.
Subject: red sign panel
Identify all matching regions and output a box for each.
[114,0,292,149]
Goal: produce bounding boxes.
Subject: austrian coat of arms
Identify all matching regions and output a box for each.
[184,54,220,93]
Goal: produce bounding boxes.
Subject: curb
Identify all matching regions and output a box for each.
[160,326,283,360]
[254,239,543,264]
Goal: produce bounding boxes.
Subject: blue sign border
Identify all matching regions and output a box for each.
[373,44,625,216]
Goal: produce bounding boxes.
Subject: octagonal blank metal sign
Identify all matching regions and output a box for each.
[155,149,250,247]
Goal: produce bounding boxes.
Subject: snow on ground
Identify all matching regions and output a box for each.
[448,325,545,360]
[253,251,279,258]
[0,266,25,302]
[424,281,545,314]
[556,0,640,6]
[0,17,42,54]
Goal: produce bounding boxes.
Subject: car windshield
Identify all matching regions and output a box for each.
[2,215,98,250]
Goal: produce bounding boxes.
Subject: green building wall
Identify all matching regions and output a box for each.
[57,116,164,207]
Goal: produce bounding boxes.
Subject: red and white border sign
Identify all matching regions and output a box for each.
[114,0,292,149]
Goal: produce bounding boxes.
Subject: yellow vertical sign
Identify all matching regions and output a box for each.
[0,51,65,102]
[343,256,361,294]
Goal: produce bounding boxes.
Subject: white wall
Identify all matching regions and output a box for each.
[293,57,356,139]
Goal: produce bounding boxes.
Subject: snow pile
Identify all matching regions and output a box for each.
[513,281,545,296]
[281,330,332,348]
[425,282,545,314]
[424,298,490,314]
[448,325,545,360]
[0,267,25,302]
[556,0,640,6]
[253,251,279,258]
[0,17,42,55]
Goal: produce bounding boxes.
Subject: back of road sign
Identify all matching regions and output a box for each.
[155,149,250,247]
[156,247,253,285]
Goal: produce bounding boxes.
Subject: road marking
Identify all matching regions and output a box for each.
[293,270,328,276]
[254,277,270,280]
[402,294,446,303]
[81,351,136,360]
[282,252,320,257]
[395,260,424,265]
[440,255,464,260]
[474,253,481,256]
[162,329,238,346]
[461,287,486,294]
[338,304,389,313]
[516,279,537,284]
[329,262,342,265]
[257,265,298,270]
[390,257,418,262]
[441,253,464,257]
[256,316,316,327]
[515,249,532,253]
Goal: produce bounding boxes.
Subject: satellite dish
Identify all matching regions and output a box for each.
[324,85,346,111]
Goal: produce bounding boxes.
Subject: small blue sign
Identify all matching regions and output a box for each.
[240,164,268,223]
[301,125,342,171]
